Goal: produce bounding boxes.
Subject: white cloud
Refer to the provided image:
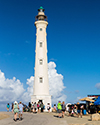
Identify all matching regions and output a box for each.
[0,61,66,110]
[21,76,34,102]
[95,83,100,89]
[48,62,66,104]
[0,70,25,103]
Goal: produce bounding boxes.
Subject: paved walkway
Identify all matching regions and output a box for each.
[0,112,100,125]
[0,112,68,125]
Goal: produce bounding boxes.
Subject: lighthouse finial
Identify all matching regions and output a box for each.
[39,6,44,10]
[38,6,45,12]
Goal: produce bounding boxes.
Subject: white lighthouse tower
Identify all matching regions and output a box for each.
[31,7,51,111]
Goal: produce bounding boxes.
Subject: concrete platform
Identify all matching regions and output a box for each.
[0,112,100,125]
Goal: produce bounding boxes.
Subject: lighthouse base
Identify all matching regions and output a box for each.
[31,95,51,112]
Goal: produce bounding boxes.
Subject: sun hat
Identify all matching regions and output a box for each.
[14,101,18,104]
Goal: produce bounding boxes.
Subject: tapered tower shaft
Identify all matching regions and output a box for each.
[31,7,51,111]
[34,20,49,95]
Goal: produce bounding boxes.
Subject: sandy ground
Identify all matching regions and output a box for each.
[0,112,10,120]
[0,112,100,125]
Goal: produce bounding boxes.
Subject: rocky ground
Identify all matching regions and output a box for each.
[0,112,100,125]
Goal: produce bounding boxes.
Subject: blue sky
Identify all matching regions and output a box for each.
[0,0,100,110]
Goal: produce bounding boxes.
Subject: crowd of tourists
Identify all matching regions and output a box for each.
[6,101,51,122]
[28,101,51,113]
[6,100,100,122]
[52,101,100,118]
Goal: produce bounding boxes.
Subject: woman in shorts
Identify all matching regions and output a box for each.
[13,101,19,121]
[61,101,66,118]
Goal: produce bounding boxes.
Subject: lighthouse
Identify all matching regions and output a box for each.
[31,7,51,111]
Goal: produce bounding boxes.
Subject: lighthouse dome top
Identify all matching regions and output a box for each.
[35,6,47,21]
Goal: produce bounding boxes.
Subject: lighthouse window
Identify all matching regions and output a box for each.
[39,59,43,65]
[40,28,42,31]
[40,42,42,47]
[39,77,43,83]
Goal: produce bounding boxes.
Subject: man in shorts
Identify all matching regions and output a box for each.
[57,101,62,118]
[18,101,23,120]
[77,102,82,118]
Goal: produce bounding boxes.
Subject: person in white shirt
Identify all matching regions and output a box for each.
[18,101,23,120]
[47,103,51,113]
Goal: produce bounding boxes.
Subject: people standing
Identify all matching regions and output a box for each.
[37,101,40,113]
[13,101,19,122]
[68,105,71,116]
[61,101,66,118]
[71,105,74,116]
[57,101,62,118]
[47,103,51,113]
[34,102,37,113]
[43,104,45,112]
[31,102,34,112]
[28,102,31,112]
[80,105,84,118]
[18,101,23,121]
[40,102,44,112]
[11,103,14,113]
[53,104,57,112]
[39,102,41,112]
[73,104,78,116]
[88,103,91,114]
[77,102,82,118]
[6,103,10,112]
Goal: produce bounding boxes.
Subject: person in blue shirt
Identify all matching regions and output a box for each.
[18,101,23,120]
[6,103,10,112]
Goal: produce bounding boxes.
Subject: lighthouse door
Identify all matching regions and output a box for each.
[39,100,43,103]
